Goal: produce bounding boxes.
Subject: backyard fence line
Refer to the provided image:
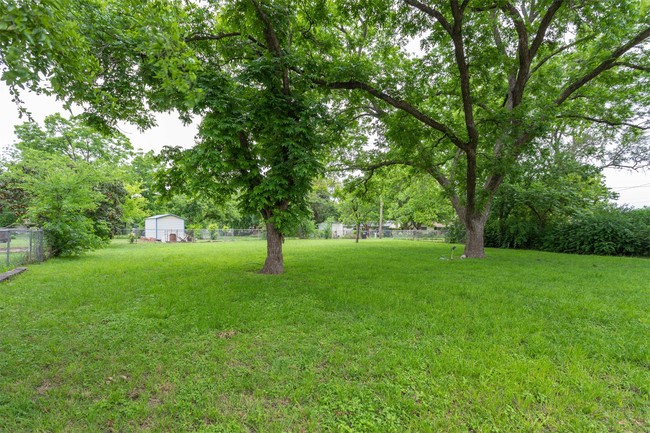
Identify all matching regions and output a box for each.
[114,227,448,242]
[0,228,45,271]
[383,229,448,240]
[115,228,266,242]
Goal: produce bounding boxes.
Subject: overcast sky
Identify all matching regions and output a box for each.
[1,81,648,208]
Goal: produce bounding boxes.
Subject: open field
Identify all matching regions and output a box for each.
[1,240,648,432]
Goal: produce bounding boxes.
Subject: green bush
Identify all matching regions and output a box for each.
[44,216,108,257]
[542,208,650,257]
[485,220,540,250]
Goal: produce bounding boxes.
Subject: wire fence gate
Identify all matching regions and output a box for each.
[0,228,45,271]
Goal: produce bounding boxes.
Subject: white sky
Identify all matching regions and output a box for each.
[1,82,648,208]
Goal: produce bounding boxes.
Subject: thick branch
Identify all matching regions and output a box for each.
[529,0,563,59]
[238,131,263,190]
[501,3,530,108]
[484,173,504,196]
[556,26,650,105]
[403,0,453,35]
[451,0,479,146]
[318,79,469,151]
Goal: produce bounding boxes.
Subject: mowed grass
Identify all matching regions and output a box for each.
[0,240,648,433]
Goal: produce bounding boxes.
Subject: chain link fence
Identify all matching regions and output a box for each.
[115,227,447,242]
[0,228,46,272]
[382,229,448,241]
[115,228,267,242]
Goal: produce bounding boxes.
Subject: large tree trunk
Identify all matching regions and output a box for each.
[463,213,488,258]
[260,222,284,274]
[355,223,360,243]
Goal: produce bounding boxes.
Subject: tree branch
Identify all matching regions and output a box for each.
[316,78,468,151]
[501,3,530,108]
[185,32,241,43]
[403,0,453,35]
[557,114,649,130]
[425,165,461,215]
[528,0,563,59]
[450,0,479,147]
[530,35,591,75]
[491,10,508,57]
[404,0,478,146]
[613,61,650,73]
[556,26,650,105]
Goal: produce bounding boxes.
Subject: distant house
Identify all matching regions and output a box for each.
[317,222,351,238]
[144,214,185,242]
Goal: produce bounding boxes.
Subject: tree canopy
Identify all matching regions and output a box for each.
[1,114,135,255]
[309,0,650,256]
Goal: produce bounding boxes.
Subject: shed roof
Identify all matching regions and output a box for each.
[145,214,185,220]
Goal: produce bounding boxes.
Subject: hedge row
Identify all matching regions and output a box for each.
[483,207,650,257]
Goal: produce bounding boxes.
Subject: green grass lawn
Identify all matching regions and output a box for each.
[1,240,648,432]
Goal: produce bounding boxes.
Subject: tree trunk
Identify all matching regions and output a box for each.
[355,223,360,243]
[260,221,284,274]
[463,213,487,258]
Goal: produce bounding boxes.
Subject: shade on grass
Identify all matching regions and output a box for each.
[0,240,648,432]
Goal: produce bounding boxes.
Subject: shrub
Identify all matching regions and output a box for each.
[542,208,650,257]
[44,216,108,257]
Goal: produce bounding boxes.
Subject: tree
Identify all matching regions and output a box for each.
[2,114,136,254]
[8,150,111,256]
[2,0,338,274]
[311,0,650,257]
[121,183,148,228]
[1,0,200,128]
[156,0,336,273]
[336,178,379,242]
[338,193,377,243]
[309,177,340,224]
[369,166,454,229]
[0,172,29,226]
[13,113,133,164]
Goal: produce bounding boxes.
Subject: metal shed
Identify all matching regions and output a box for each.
[144,214,185,242]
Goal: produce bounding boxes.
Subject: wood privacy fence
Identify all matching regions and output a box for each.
[0,228,45,271]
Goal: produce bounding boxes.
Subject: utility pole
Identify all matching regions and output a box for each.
[379,198,384,239]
